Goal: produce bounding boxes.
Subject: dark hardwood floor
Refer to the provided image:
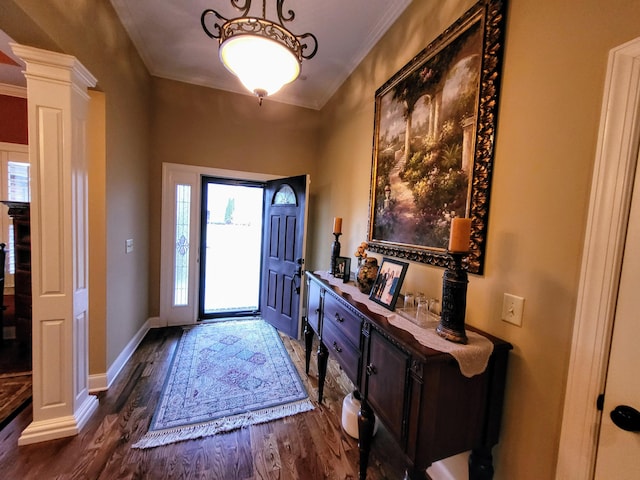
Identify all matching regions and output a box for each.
[0,324,408,479]
[0,294,32,430]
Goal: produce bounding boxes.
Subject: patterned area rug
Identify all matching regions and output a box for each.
[133,319,313,449]
[0,371,31,428]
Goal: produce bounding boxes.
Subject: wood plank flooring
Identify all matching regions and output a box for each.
[0,325,408,479]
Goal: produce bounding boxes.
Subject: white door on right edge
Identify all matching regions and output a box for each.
[593,149,640,479]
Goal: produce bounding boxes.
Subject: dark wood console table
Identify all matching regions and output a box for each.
[304,271,512,480]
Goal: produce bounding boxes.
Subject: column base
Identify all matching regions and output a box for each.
[18,394,98,446]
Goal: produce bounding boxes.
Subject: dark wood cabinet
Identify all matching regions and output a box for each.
[3,201,31,351]
[364,326,409,443]
[304,271,512,480]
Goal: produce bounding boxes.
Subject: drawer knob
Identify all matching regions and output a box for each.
[366,364,377,376]
[332,341,342,353]
[335,313,344,323]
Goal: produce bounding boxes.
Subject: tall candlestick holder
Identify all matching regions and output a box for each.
[330,233,341,275]
[436,251,468,344]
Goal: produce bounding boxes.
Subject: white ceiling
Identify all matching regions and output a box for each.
[109,0,411,109]
[0,1,411,109]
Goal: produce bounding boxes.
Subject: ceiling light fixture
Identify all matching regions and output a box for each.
[201,0,318,105]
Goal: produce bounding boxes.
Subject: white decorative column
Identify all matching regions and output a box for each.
[11,44,98,445]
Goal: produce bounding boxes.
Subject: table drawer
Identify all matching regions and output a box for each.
[323,294,362,348]
[322,320,360,384]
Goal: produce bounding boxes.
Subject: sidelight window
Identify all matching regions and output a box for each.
[173,184,191,306]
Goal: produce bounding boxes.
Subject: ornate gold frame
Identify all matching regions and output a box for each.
[367,0,506,274]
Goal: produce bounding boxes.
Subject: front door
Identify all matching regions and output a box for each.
[593,152,640,479]
[260,175,309,338]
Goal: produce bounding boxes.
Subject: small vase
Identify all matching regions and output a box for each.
[356,257,379,294]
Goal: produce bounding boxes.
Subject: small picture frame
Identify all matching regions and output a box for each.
[369,257,409,310]
[334,256,351,283]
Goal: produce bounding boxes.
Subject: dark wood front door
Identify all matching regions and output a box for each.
[260,175,308,338]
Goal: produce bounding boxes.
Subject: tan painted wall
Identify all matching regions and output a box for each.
[314,0,640,478]
[147,78,322,317]
[0,0,152,371]
[88,90,107,374]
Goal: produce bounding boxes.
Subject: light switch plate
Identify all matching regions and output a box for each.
[502,293,524,326]
[125,238,134,254]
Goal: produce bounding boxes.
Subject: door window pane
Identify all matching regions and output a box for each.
[201,182,263,315]
[174,184,191,306]
[273,184,296,205]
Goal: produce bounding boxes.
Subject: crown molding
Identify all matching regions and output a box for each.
[0,83,27,98]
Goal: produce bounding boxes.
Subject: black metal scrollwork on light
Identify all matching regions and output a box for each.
[200,0,318,62]
[201,0,318,104]
[201,9,227,39]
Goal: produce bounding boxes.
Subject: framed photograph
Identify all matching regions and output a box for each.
[367,0,506,275]
[334,256,351,283]
[369,258,408,310]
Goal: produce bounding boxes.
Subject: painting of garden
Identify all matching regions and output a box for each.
[371,20,482,250]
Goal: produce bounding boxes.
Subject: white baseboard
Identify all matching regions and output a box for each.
[88,373,108,392]
[18,415,81,446]
[17,395,99,446]
[88,318,152,393]
[147,316,162,328]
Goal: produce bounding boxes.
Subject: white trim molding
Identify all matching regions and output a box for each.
[0,82,27,98]
[87,374,108,393]
[88,318,152,393]
[556,36,640,479]
[0,141,28,152]
[147,316,162,328]
[158,163,280,327]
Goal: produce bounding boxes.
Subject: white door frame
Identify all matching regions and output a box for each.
[556,37,640,478]
[158,162,279,327]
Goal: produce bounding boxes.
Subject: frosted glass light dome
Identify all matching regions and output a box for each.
[201,4,317,105]
[220,34,301,98]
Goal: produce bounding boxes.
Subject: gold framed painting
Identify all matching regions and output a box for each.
[367,0,506,274]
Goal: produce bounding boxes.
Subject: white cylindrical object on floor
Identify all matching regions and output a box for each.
[341,392,379,439]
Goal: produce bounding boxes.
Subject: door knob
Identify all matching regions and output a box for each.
[294,257,304,277]
[293,258,304,294]
[610,405,640,432]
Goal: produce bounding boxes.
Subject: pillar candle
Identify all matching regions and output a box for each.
[333,217,342,234]
[448,217,471,252]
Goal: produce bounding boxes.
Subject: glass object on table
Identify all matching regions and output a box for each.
[416,297,430,325]
[429,298,441,316]
[404,292,415,310]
